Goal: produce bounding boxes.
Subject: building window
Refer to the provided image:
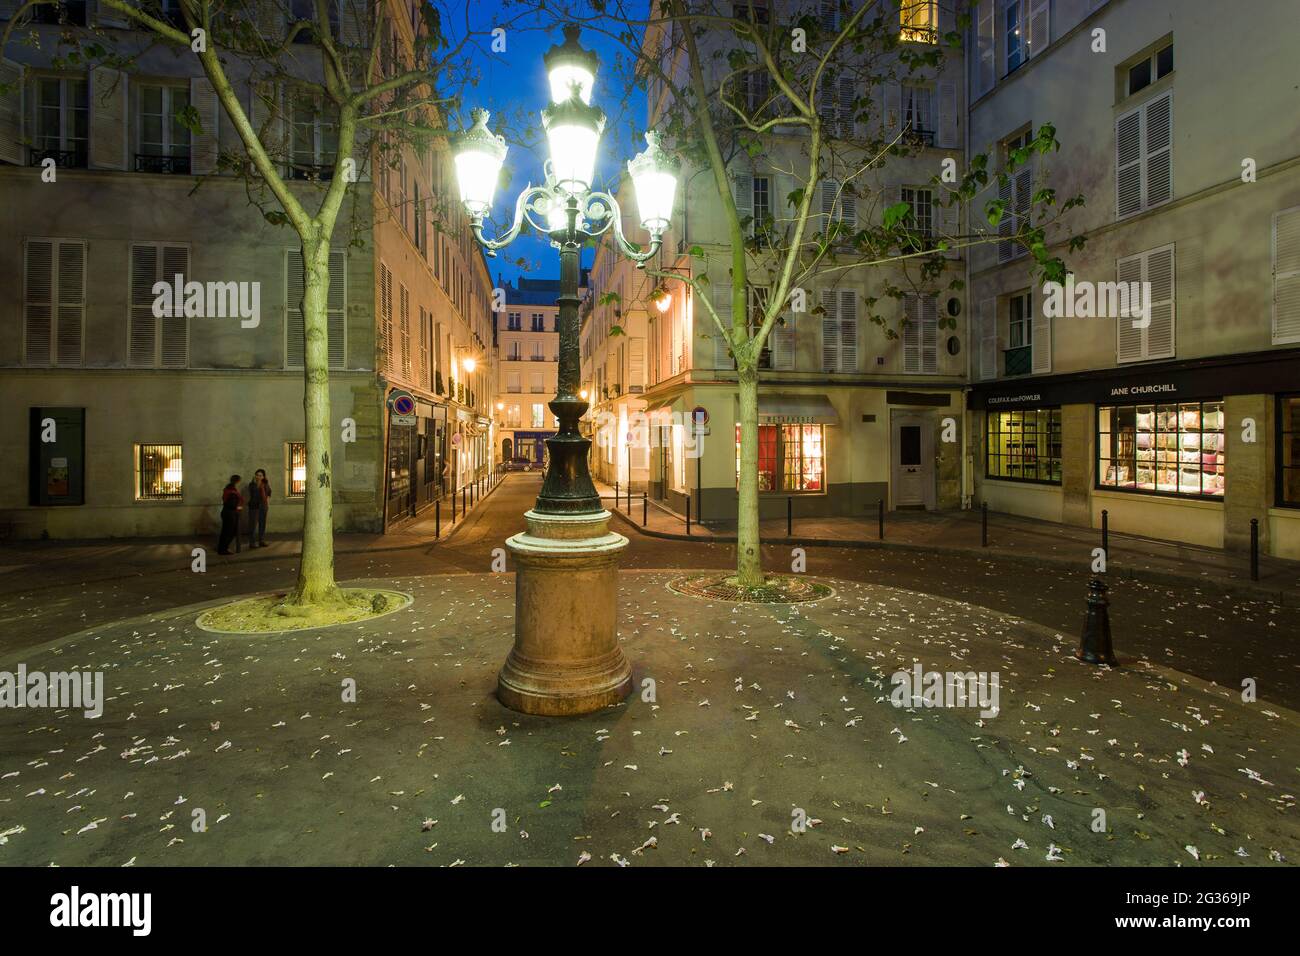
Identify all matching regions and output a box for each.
[129,243,189,368]
[902,294,938,374]
[287,441,307,497]
[23,238,85,366]
[900,0,937,42]
[1125,41,1173,98]
[1004,290,1032,375]
[1279,395,1300,507]
[998,128,1032,262]
[32,77,87,168]
[1099,401,1224,498]
[137,85,191,174]
[901,84,935,145]
[986,408,1061,483]
[901,186,934,240]
[289,91,338,180]
[531,313,545,331]
[136,443,184,500]
[1116,244,1175,362]
[508,312,521,330]
[531,403,545,428]
[1115,91,1172,218]
[752,176,771,233]
[735,424,825,493]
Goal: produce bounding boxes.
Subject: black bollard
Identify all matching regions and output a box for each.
[981,501,988,547]
[1250,518,1259,581]
[878,498,884,540]
[462,486,466,515]
[1101,509,1109,564]
[435,499,440,540]
[452,487,457,521]
[642,492,648,527]
[685,495,691,536]
[1076,577,1118,666]
[787,496,793,538]
[615,480,619,505]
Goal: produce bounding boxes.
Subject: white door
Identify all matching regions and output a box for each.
[891,412,935,509]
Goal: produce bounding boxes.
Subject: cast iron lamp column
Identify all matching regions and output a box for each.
[453,26,678,715]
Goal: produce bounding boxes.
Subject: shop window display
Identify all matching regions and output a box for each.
[736,424,825,493]
[986,408,1062,483]
[1098,401,1224,498]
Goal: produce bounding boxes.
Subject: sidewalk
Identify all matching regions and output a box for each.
[0,472,508,595]
[593,479,1300,603]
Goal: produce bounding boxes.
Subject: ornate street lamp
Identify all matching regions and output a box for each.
[453,26,678,716]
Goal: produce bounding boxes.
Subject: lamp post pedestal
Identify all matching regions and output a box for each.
[500,510,631,715]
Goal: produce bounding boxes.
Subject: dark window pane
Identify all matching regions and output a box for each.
[1128,59,1151,94]
[1156,44,1174,78]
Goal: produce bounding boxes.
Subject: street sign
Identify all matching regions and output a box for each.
[388,389,417,426]
[691,405,709,426]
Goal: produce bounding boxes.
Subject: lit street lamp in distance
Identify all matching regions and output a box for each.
[452,25,678,716]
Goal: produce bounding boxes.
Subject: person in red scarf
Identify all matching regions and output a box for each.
[217,475,243,555]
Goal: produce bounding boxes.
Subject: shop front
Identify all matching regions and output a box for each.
[969,348,1300,557]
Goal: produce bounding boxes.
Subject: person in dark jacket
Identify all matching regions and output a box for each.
[218,475,242,555]
[246,469,272,548]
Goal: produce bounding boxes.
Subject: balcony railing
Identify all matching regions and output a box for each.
[903,126,936,148]
[1004,345,1033,376]
[29,147,86,169]
[135,153,191,175]
[288,162,335,182]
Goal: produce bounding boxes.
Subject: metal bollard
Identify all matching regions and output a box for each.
[435,499,441,540]
[462,486,467,515]
[1077,577,1118,666]
[615,480,619,505]
[1250,518,1259,581]
[643,492,648,527]
[878,498,884,541]
[1101,509,1109,565]
[981,501,988,547]
[685,495,691,536]
[787,496,793,538]
[452,488,457,521]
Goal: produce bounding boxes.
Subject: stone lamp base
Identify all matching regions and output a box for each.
[498,509,631,715]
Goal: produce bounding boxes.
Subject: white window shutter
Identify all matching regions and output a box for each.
[89,67,127,170]
[129,244,158,367]
[189,76,219,175]
[250,80,286,160]
[1115,107,1142,219]
[0,58,23,165]
[1273,206,1300,344]
[379,261,393,372]
[1030,286,1051,373]
[328,248,347,369]
[56,240,85,366]
[903,296,920,373]
[1015,165,1032,237]
[821,290,839,371]
[23,240,52,365]
[340,0,367,47]
[838,76,856,139]
[1116,252,1145,363]
[94,0,127,27]
[732,169,753,228]
[883,82,901,137]
[256,0,283,37]
[1025,0,1049,59]
[978,297,997,379]
[773,313,796,370]
[1145,244,1176,360]
[286,250,306,368]
[711,280,733,369]
[921,295,938,373]
[976,0,995,96]
[997,173,1014,262]
[400,283,412,378]
[1144,92,1173,209]
[839,289,858,372]
[159,245,188,367]
[938,81,957,149]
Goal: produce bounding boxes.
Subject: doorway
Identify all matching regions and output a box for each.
[890,411,935,510]
[501,437,513,461]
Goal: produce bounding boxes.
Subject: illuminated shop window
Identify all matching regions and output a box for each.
[1098,400,1224,498]
[136,443,183,500]
[287,442,307,498]
[735,424,825,493]
[986,408,1061,483]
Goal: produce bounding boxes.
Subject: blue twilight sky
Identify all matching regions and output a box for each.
[451,1,650,288]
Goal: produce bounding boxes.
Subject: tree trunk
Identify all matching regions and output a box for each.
[734,358,764,587]
[285,235,342,607]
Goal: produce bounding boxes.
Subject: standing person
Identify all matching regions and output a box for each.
[218,475,242,555]
[246,469,272,548]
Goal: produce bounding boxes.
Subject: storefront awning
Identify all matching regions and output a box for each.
[756,394,840,425]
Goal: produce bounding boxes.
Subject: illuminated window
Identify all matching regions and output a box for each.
[986,409,1060,483]
[136,443,183,500]
[287,442,307,498]
[900,0,937,42]
[1098,401,1224,498]
[735,424,825,493]
[1280,395,1300,507]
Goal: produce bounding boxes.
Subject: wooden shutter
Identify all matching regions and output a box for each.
[255,0,283,37]
[89,67,127,170]
[379,261,393,372]
[903,296,920,373]
[94,0,126,27]
[250,80,286,162]
[286,249,306,368]
[189,76,219,175]
[711,280,733,369]
[883,82,901,138]
[1273,206,1300,344]
[1030,285,1052,373]
[628,338,646,390]
[129,244,158,366]
[1144,92,1173,208]
[1025,0,1049,59]
[1116,252,1145,363]
[1115,106,1142,219]
[978,297,997,380]
[55,240,85,366]
[732,168,753,234]
[0,58,22,165]
[938,80,957,149]
[838,289,857,372]
[820,290,839,371]
[920,295,937,373]
[837,76,855,139]
[997,172,1014,261]
[976,0,994,96]
[340,0,367,47]
[159,245,189,367]
[23,240,52,365]
[1145,244,1175,360]
[772,312,795,370]
[399,283,411,378]
[327,248,346,369]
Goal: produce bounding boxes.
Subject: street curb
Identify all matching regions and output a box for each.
[603,505,1291,606]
